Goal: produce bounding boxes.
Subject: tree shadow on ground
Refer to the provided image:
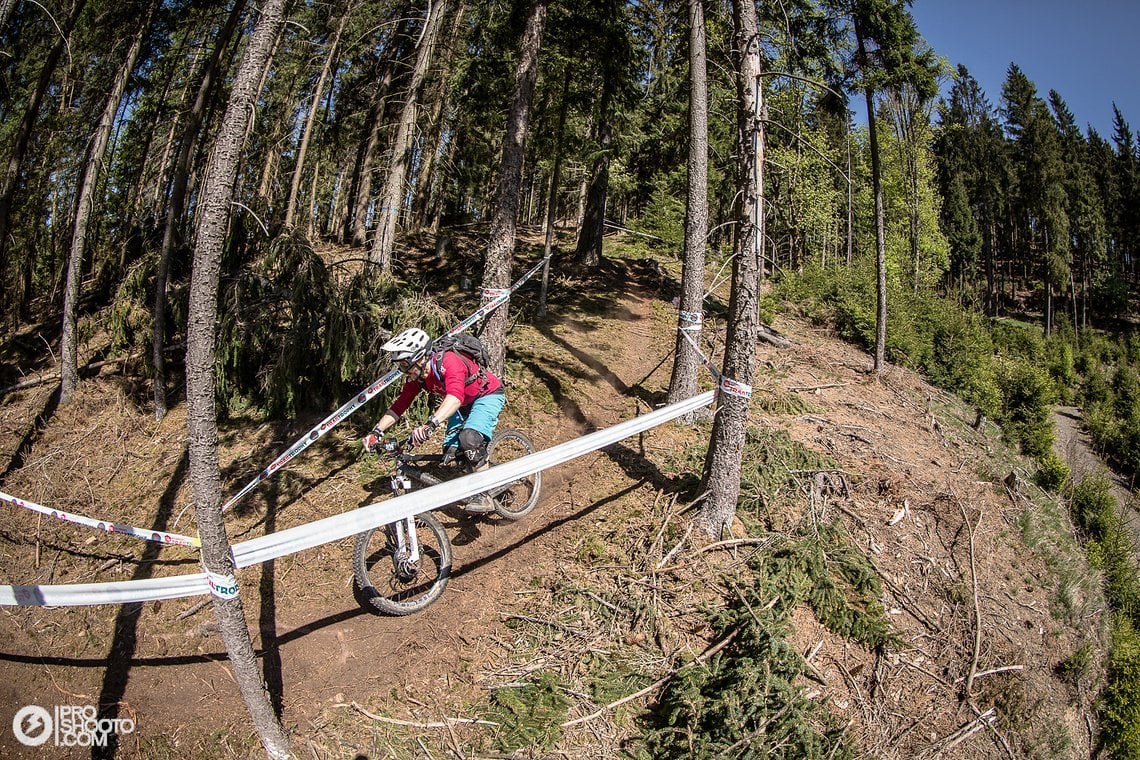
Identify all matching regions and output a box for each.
[91,447,188,760]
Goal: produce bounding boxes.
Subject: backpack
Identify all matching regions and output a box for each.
[429,334,492,390]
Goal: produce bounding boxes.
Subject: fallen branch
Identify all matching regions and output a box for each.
[562,629,739,727]
[346,701,497,728]
[956,489,984,697]
[790,382,849,393]
[929,707,997,758]
[0,343,185,396]
[958,664,1024,683]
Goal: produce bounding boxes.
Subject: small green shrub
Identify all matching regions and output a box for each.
[1035,453,1070,493]
[994,358,1056,458]
[1101,617,1140,757]
[638,522,883,759]
[1055,642,1094,686]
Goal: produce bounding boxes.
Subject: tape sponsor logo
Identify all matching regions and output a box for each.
[719,377,753,399]
[206,570,239,600]
[12,704,135,748]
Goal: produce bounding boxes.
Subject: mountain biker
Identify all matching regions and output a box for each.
[362,328,506,481]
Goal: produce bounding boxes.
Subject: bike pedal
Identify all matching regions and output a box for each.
[462,496,496,514]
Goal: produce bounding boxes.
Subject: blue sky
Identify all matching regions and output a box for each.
[910,0,1140,139]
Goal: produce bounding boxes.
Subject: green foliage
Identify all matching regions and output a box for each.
[990,318,1045,362]
[1083,362,1140,478]
[735,427,835,529]
[1101,617,1140,757]
[994,358,1056,458]
[482,672,570,753]
[1064,476,1140,757]
[214,232,452,418]
[639,523,887,759]
[633,171,686,249]
[1034,452,1069,493]
[108,253,157,359]
[928,307,1001,417]
[1055,642,1094,686]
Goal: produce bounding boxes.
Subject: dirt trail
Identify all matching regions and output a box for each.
[1053,405,1140,536]
[0,258,673,758]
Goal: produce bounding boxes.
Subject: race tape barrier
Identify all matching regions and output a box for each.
[0,490,201,548]
[678,325,723,382]
[219,254,550,513]
[0,389,715,606]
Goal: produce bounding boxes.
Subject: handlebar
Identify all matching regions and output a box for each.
[370,436,457,467]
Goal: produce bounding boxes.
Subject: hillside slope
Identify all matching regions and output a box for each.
[0,247,1104,758]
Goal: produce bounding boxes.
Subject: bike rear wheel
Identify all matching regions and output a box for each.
[487,429,542,520]
[353,512,451,615]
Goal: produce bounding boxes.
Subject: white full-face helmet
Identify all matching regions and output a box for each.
[382,327,431,363]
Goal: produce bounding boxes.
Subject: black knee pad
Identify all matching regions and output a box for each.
[458,428,489,469]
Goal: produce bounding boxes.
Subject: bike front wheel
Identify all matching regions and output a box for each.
[487,429,542,520]
[353,512,452,615]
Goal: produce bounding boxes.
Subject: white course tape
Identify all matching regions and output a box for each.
[0,490,201,548]
[0,389,714,606]
[205,568,240,600]
[678,327,723,382]
[232,390,715,567]
[0,573,211,607]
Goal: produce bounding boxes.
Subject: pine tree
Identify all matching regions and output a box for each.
[481,0,549,374]
[185,0,291,755]
[698,0,763,537]
[666,0,710,410]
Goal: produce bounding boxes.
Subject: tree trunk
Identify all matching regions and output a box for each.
[370,0,451,269]
[185,1,291,756]
[60,0,156,404]
[0,0,89,286]
[284,8,349,229]
[538,66,572,317]
[667,0,709,410]
[575,80,614,268]
[411,2,466,233]
[344,66,394,245]
[857,28,887,373]
[698,0,763,537]
[480,0,548,374]
[0,0,17,33]
[153,0,246,421]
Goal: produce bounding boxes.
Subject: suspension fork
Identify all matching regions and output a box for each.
[392,514,422,563]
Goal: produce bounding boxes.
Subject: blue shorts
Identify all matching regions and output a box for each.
[442,392,505,448]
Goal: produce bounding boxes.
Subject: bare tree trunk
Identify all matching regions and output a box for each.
[698,0,763,537]
[857,29,888,373]
[61,0,156,403]
[0,0,89,286]
[846,123,853,266]
[575,80,614,268]
[153,0,246,421]
[480,0,548,374]
[0,0,17,33]
[370,0,451,269]
[411,2,466,233]
[186,1,291,756]
[667,0,709,410]
[538,66,571,317]
[343,66,394,244]
[285,7,349,229]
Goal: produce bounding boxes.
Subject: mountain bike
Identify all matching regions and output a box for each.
[353,428,542,615]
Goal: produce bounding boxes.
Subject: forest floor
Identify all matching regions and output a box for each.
[0,235,1109,758]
